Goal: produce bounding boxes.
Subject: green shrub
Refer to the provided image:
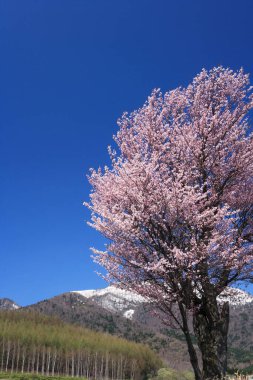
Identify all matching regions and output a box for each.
[149,367,194,380]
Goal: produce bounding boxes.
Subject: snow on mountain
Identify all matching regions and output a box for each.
[72,285,253,320]
[123,309,135,319]
[0,298,20,310]
[72,286,146,318]
[73,286,145,304]
[217,287,253,306]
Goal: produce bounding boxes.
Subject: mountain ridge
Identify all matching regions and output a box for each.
[0,298,20,310]
[71,285,253,320]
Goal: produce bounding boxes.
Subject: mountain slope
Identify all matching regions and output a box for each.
[72,286,146,319]
[25,292,146,338]
[24,292,190,370]
[73,285,253,317]
[23,286,253,371]
[0,298,19,310]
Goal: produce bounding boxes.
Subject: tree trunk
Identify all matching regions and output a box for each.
[193,299,229,380]
[178,302,202,380]
[1,338,5,372]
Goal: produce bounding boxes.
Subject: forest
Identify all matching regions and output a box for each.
[0,311,162,380]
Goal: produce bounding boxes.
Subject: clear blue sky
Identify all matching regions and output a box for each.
[1,0,253,306]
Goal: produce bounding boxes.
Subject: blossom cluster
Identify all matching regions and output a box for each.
[85,67,253,309]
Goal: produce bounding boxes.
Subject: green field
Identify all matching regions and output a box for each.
[0,373,87,380]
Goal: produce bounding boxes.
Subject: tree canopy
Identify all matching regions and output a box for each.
[86,67,253,305]
[86,66,253,379]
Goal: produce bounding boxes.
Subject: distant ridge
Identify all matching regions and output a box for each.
[0,298,19,310]
[72,285,253,319]
[217,287,253,306]
[72,285,146,319]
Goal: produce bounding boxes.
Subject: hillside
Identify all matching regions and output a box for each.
[22,286,253,371]
[24,292,185,368]
[0,298,19,310]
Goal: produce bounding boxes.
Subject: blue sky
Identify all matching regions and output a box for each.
[1,0,253,306]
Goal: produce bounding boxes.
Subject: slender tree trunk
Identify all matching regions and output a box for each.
[1,338,5,372]
[111,358,114,380]
[71,352,74,378]
[36,350,40,375]
[16,341,20,373]
[52,350,57,376]
[94,352,98,380]
[11,342,16,373]
[41,347,45,375]
[178,302,202,380]
[100,354,104,380]
[27,355,31,373]
[193,298,229,380]
[5,340,11,372]
[31,346,36,373]
[86,353,90,380]
[105,352,109,380]
[65,356,68,376]
[21,347,26,373]
[46,348,51,376]
[76,351,80,377]
[130,359,136,380]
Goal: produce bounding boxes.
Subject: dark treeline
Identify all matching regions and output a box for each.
[0,311,162,380]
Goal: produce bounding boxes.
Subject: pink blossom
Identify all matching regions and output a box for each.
[85,66,253,308]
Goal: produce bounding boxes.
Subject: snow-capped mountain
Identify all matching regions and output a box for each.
[72,286,146,319]
[217,287,253,306]
[0,298,20,310]
[72,285,253,320]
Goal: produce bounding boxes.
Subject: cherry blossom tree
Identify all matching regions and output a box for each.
[85,67,253,380]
